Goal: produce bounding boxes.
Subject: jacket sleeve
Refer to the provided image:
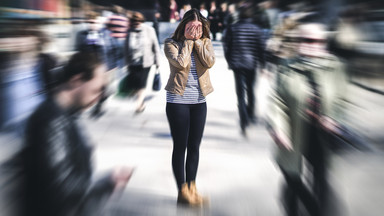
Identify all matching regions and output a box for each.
[194,38,215,68]
[222,26,232,62]
[164,38,194,69]
[150,27,161,67]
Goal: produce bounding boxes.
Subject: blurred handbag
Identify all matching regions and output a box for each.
[152,68,161,91]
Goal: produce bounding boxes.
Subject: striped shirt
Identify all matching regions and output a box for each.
[107,14,128,39]
[167,53,206,104]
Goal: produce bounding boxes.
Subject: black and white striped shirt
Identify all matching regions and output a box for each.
[166,53,206,104]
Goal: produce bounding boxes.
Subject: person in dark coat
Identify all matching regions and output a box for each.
[16,52,133,216]
[222,4,266,136]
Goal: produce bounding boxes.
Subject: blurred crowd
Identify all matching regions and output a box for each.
[0,0,384,215]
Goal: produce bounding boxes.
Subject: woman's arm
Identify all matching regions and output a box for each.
[164,38,194,69]
[194,38,215,68]
[150,27,161,68]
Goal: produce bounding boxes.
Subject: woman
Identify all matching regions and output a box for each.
[125,11,161,113]
[164,8,215,206]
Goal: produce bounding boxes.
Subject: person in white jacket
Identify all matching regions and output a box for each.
[125,11,161,113]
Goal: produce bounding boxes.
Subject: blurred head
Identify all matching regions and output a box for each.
[172,8,210,41]
[238,3,254,19]
[184,4,192,11]
[85,12,102,31]
[129,11,145,29]
[298,23,328,57]
[228,4,236,14]
[61,52,106,111]
[220,2,228,12]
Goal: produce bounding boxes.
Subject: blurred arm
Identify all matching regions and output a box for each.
[150,27,161,68]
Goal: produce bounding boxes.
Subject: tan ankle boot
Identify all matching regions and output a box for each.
[177,183,203,206]
[189,181,208,204]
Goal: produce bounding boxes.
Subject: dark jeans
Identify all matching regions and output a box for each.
[166,102,207,190]
[233,69,257,129]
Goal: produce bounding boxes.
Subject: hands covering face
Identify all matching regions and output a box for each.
[184,21,203,40]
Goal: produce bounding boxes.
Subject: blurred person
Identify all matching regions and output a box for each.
[268,21,348,216]
[199,3,208,18]
[154,1,162,43]
[76,13,120,118]
[169,0,179,23]
[222,4,266,136]
[179,4,192,20]
[218,2,229,32]
[208,0,221,41]
[224,3,239,27]
[124,11,161,113]
[163,8,215,206]
[106,6,129,74]
[262,0,281,30]
[0,30,51,131]
[11,52,134,216]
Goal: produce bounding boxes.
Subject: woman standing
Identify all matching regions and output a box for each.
[164,9,215,206]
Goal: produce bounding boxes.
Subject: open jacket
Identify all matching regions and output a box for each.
[20,98,115,216]
[125,24,161,68]
[267,55,348,175]
[164,38,215,96]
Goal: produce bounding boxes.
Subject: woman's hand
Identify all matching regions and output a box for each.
[184,25,195,40]
[194,25,202,40]
[185,23,203,40]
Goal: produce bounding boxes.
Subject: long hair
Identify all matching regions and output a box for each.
[171,8,210,41]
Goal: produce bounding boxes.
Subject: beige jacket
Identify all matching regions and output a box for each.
[164,38,215,96]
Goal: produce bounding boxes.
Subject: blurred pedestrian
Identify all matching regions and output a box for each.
[125,11,161,113]
[199,3,208,18]
[268,21,348,216]
[76,13,119,118]
[106,6,129,74]
[224,3,239,27]
[222,5,266,136]
[164,8,215,206]
[208,0,221,41]
[218,2,229,32]
[16,52,134,216]
[179,4,192,20]
[169,0,179,23]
